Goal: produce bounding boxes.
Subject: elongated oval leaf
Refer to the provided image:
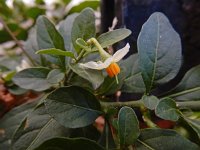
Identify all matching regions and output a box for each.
[167,65,200,101]
[44,86,102,128]
[13,68,51,91]
[135,129,199,150]
[118,106,140,145]
[71,8,96,54]
[36,48,75,58]
[155,98,181,121]
[137,12,182,93]
[12,104,70,150]
[34,137,104,150]
[96,29,131,49]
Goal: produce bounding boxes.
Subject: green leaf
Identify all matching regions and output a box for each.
[135,128,199,150]
[71,8,96,54]
[137,12,182,93]
[12,103,70,150]
[166,65,200,101]
[34,137,104,150]
[142,95,159,110]
[8,85,28,95]
[98,121,116,149]
[121,54,145,93]
[44,86,102,128]
[96,29,131,50]
[46,69,65,84]
[36,48,75,58]
[155,98,181,121]
[0,99,39,150]
[70,64,104,89]
[58,13,78,51]
[76,38,91,51]
[36,16,66,68]
[118,106,140,146]
[13,67,51,91]
[68,0,100,14]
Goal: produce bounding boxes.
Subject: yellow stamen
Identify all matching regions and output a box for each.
[106,63,120,78]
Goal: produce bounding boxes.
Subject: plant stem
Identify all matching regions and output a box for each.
[0,17,36,66]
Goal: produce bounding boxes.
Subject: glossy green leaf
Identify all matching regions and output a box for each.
[46,69,65,84]
[155,98,181,121]
[36,16,66,68]
[8,85,27,95]
[118,106,140,145]
[70,64,104,89]
[34,137,104,150]
[36,48,75,58]
[137,12,182,93]
[96,29,131,49]
[0,100,38,150]
[142,95,159,110]
[135,128,199,150]
[121,54,145,93]
[58,13,78,51]
[12,103,70,150]
[13,67,51,91]
[44,86,102,128]
[71,8,95,54]
[166,65,200,101]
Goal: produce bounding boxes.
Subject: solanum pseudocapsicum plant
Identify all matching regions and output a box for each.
[0,7,200,150]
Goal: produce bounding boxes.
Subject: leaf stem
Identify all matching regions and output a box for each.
[176,101,200,111]
[0,17,36,66]
[137,139,155,150]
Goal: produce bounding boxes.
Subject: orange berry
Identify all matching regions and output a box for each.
[106,63,120,77]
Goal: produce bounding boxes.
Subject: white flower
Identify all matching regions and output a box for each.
[80,43,130,70]
[80,43,130,78]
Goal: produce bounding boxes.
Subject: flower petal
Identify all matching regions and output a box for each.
[112,43,130,62]
[80,57,113,70]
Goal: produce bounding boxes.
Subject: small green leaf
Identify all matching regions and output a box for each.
[70,64,104,89]
[76,38,91,51]
[8,85,27,95]
[36,16,66,68]
[36,48,75,58]
[13,67,51,91]
[71,8,96,54]
[166,65,200,101]
[155,98,181,121]
[118,106,140,146]
[46,69,65,84]
[135,128,199,150]
[142,95,159,110]
[34,137,104,150]
[96,29,131,50]
[44,86,102,128]
[12,104,70,150]
[137,12,182,93]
